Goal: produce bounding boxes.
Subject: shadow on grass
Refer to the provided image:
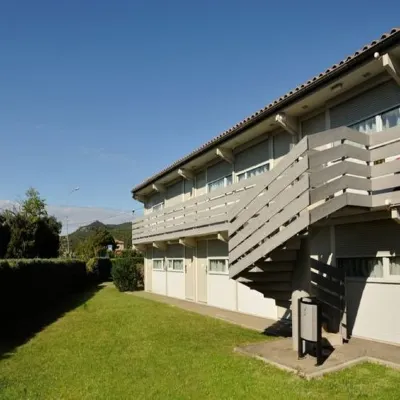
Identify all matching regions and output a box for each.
[0,284,103,361]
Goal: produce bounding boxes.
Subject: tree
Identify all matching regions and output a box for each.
[0,214,11,258]
[75,227,116,259]
[0,188,61,259]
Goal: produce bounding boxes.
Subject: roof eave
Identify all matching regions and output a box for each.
[131,29,400,196]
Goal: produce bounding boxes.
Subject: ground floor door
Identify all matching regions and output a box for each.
[185,247,195,300]
[145,259,152,292]
[196,247,207,303]
[346,279,400,344]
[152,270,167,295]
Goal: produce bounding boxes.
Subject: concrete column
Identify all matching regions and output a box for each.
[291,236,311,351]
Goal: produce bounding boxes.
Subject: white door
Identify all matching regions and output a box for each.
[152,269,167,295]
[185,247,195,300]
[346,280,400,344]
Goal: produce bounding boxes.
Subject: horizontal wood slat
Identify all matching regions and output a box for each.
[371,159,400,177]
[308,144,370,168]
[311,285,343,311]
[229,192,310,264]
[230,174,309,250]
[229,212,309,279]
[264,250,297,262]
[310,161,370,187]
[253,261,294,272]
[307,126,369,148]
[229,136,309,221]
[310,175,370,203]
[229,157,309,235]
[311,271,344,296]
[369,125,400,146]
[133,223,229,245]
[309,194,348,224]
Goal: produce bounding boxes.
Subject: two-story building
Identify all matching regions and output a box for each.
[132,28,400,348]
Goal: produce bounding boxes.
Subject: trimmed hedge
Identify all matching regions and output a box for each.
[0,259,88,320]
[86,257,112,282]
[111,257,144,292]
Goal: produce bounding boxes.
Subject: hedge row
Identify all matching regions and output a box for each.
[0,259,88,320]
[111,257,144,292]
[0,256,145,322]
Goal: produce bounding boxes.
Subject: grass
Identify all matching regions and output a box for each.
[1,286,399,399]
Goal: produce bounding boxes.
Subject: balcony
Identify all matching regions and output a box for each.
[132,171,266,244]
[133,125,400,250]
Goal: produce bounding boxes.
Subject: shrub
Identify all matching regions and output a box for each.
[85,257,112,282]
[0,259,88,321]
[111,258,143,292]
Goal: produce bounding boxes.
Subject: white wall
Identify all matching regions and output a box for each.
[207,273,237,311]
[237,282,277,319]
[152,271,167,295]
[346,280,400,345]
[167,271,185,299]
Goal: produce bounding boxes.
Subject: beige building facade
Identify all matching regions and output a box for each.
[132,28,400,347]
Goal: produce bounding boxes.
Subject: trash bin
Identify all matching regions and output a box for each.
[298,296,323,365]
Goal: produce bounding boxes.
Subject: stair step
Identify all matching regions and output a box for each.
[264,250,297,262]
[260,290,292,301]
[240,271,292,282]
[281,236,301,250]
[248,281,292,291]
[253,261,294,272]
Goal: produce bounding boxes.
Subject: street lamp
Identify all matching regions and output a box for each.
[65,187,80,257]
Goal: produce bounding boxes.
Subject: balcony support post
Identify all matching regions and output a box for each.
[216,147,234,164]
[178,168,195,180]
[152,241,167,251]
[179,237,196,248]
[382,53,400,87]
[275,113,298,136]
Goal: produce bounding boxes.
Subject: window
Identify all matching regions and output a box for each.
[337,256,400,281]
[337,257,383,278]
[351,105,400,134]
[207,175,232,192]
[237,163,270,182]
[167,259,184,271]
[389,257,400,276]
[208,258,228,274]
[382,107,400,130]
[152,202,164,212]
[152,259,164,271]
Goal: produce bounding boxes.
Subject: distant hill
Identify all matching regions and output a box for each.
[66,220,132,251]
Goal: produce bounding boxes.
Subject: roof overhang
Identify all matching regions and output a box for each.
[132,29,400,199]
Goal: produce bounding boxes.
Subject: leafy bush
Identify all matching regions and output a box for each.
[86,257,112,282]
[111,258,143,292]
[0,259,88,320]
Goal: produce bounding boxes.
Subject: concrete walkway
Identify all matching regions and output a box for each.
[132,291,400,379]
[132,291,284,333]
[236,337,400,379]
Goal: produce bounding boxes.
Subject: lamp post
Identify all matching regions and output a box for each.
[65,187,80,257]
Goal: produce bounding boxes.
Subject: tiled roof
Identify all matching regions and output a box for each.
[132,27,400,195]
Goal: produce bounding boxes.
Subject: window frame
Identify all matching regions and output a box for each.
[206,174,233,193]
[349,104,400,136]
[152,258,165,271]
[235,160,270,183]
[167,258,185,272]
[337,255,400,284]
[207,257,229,275]
[152,201,164,213]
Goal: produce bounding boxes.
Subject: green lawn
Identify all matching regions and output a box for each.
[1,286,399,399]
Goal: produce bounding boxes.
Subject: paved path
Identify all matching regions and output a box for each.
[237,337,400,379]
[132,291,278,332]
[132,290,400,379]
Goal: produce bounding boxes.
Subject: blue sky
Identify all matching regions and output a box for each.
[1,0,399,231]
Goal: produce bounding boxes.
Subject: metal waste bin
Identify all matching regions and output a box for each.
[298,296,323,366]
